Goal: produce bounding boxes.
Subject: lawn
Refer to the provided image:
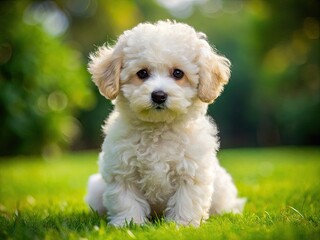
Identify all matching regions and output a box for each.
[0,148,319,239]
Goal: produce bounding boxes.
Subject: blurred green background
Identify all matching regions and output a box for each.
[0,0,319,157]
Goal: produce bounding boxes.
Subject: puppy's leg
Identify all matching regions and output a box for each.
[103,181,150,226]
[85,173,107,215]
[210,164,246,215]
[165,179,214,226]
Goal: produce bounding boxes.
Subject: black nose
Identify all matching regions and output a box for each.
[151,90,167,104]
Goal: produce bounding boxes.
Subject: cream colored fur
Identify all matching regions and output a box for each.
[86,20,245,227]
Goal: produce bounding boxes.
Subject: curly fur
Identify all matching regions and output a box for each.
[86,20,245,227]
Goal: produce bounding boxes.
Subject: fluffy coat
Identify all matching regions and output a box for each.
[86,20,245,226]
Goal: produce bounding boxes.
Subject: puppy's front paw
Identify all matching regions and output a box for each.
[108,218,127,227]
[165,184,211,227]
[165,209,202,227]
[103,182,151,227]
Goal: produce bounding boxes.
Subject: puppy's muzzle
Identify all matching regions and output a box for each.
[151,90,167,109]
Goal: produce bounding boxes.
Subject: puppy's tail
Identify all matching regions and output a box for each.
[231,197,247,214]
[85,173,107,216]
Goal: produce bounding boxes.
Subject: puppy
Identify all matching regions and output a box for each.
[86,20,245,227]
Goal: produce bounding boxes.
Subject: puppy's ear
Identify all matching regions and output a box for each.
[88,45,121,100]
[198,41,231,104]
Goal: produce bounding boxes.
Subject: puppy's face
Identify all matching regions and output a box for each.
[89,21,231,123]
[119,32,200,123]
[120,65,197,123]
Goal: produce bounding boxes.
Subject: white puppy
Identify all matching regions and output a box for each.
[86,20,245,227]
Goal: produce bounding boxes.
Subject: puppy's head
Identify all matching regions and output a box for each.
[89,20,231,123]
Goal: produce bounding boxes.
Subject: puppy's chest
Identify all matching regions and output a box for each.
[133,129,188,202]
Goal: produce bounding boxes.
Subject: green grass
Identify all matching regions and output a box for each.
[0,148,319,239]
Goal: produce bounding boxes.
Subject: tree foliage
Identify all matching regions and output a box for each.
[249,0,319,145]
[0,1,94,156]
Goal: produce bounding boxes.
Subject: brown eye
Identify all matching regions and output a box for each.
[172,69,184,80]
[136,69,149,80]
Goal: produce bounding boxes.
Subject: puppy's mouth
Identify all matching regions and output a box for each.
[153,103,166,110]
